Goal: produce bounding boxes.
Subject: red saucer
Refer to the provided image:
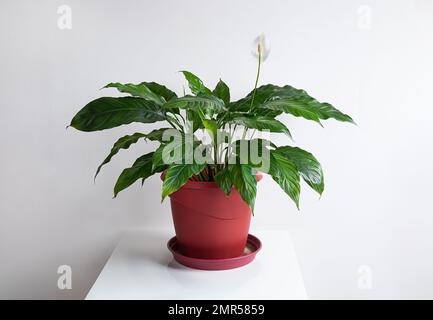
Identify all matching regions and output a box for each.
[167,234,262,270]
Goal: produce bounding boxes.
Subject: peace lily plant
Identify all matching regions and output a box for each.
[69,45,354,212]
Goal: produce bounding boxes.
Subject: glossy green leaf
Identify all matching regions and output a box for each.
[258,87,354,124]
[259,98,323,126]
[230,164,257,211]
[214,165,234,196]
[114,152,154,197]
[95,128,171,179]
[201,119,218,142]
[144,127,172,142]
[151,144,167,171]
[95,133,146,179]
[70,97,166,132]
[227,115,293,139]
[141,82,177,102]
[186,109,203,132]
[164,95,226,116]
[269,150,301,208]
[161,163,206,200]
[310,101,355,124]
[180,71,212,95]
[275,146,324,195]
[142,166,167,186]
[229,84,303,112]
[104,83,165,105]
[212,80,230,105]
[231,84,354,125]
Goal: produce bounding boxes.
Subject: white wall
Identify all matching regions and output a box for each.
[1,0,433,299]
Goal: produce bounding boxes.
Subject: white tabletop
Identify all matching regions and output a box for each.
[86,229,307,300]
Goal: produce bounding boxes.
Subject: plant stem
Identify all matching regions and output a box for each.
[207,164,214,181]
[218,139,225,165]
[240,44,262,140]
[249,44,262,112]
[166,116,180,130]
[198,171,205,181]
[242,128,248,140]
[213,143,218,174]
[176,112,186,125]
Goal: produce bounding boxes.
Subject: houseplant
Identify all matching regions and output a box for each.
[69,44,354,261]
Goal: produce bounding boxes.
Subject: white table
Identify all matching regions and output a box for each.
[86,229,307,300]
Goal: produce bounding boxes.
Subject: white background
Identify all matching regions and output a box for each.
[1,0,432,299]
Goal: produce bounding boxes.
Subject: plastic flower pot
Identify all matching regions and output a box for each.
[164,173,262,259]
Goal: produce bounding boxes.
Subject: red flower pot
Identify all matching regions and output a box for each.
[165,173,262,259]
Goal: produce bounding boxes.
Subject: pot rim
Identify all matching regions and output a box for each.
[160,171,263,190]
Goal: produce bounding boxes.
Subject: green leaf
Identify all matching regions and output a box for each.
[104,83,160,102]
[227,115,293,139]
[259,98,323,126]
[311,101,355,124]
[267,100,354,125]
[231,164,257,212]
[103,82,176,105]
[269,150,301,209]
[95,133,146,179]
[229,84,303,112]
[114,152,155,197]
[161,163,206,200]
[70,97,166,132]
[186,110,203,132]
[141,82,177,102]
[180,70,212,95]
[214,165,234,196]
[152,144,167,171]
[142,166,167,186]
[230,84,354,125]
[144,127,172,142]
[164,95,226,116]
[94,128,171,179]
[212,80,230,105]
[275,146,324,195]
[201,119,218,142]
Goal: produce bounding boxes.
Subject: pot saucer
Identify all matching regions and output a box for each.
[167,234,262,270]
